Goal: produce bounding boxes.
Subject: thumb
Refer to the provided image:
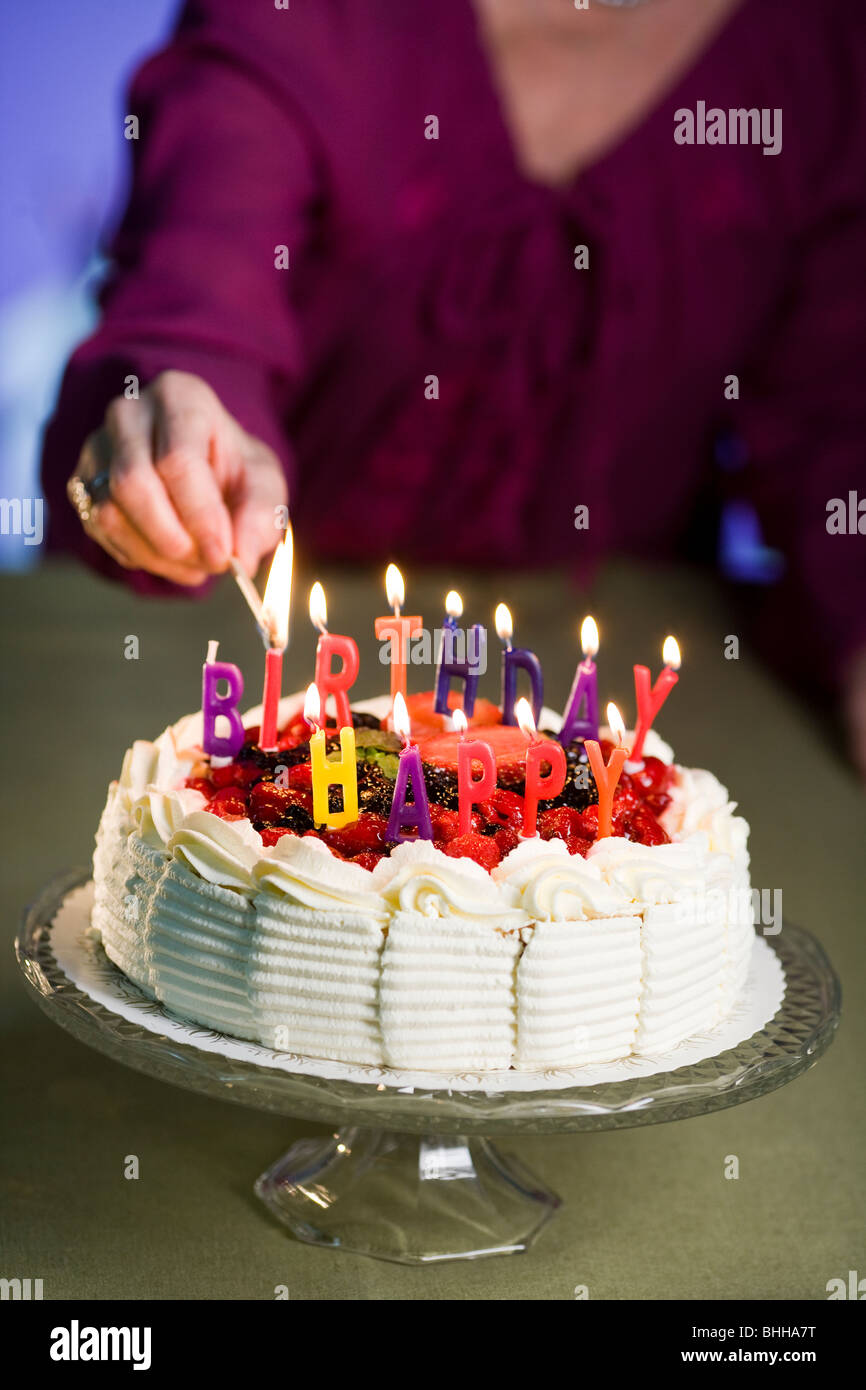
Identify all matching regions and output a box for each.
[230,446,289,578]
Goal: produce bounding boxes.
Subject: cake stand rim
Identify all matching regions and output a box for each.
[14,868,841,1136]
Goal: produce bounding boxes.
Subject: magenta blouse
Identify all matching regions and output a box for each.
[41,0,866,692]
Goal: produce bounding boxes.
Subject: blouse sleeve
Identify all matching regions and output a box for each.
[41,0,319,592]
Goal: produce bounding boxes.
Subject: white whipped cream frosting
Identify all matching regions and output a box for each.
[254,834,387,916]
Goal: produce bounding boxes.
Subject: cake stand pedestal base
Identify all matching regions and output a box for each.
[254,1127,560,1264]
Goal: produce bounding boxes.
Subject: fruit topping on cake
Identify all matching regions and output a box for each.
[184,704,672,867]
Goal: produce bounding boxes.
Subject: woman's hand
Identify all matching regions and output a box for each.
[67,371,288,584]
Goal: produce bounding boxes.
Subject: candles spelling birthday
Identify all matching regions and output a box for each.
[310,581,359,731]
[584,702,629,840]
[495,603,544,726]
[201,639,245,759]
[258,529,293,751]
[629,635,681,764]
[374,563,422,709]
[558,615,600,745]
[386,692,433,842]
[305,682,359,829]
[454,708,497,836]
[516,698,566,838]
[434,589,484,718]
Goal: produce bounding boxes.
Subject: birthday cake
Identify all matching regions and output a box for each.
[91,688,754,1072]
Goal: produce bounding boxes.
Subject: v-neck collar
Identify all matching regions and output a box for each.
[455,0,756,204]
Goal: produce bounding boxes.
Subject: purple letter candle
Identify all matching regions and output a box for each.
[558,617,600,746]
[201,640,246,758]
[495,603,544,726]
[387,692,433,841]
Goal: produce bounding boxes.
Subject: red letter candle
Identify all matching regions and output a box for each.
[515,698,567,838]
[584,703,629,840]
[258,531,293,751]
[455,709,497,836]
[375,563,422,710]
[386,692,433,842]
[201,640,245,759]
[558,616,599,746]
[309,581,360,731]
[629,636,681,764]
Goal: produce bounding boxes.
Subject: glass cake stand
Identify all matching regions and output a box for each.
[16,870,841,1265]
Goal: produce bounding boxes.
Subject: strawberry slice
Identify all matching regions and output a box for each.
[403,690,502,738]
[417,723,538,772]
[441,832,502,871]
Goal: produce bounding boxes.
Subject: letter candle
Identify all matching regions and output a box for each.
[495,603,544,726]
[629,636,681,765]
[515,698,567,838]
[309,581,359,731]
[558,615,600,746]
[433,589,484,718]
[585,703,629,840]
[258,529,293,751]
[305,682,359,829]
[374,563,422,711]
[201,640,245,760]
[454,708,497,836]
[386,692,433,842]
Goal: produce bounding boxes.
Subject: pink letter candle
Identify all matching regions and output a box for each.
[629,636,681,764]
[584,703,629,840]
[201,640,245,759]
[558,616,599,746]
[309,581,359,731]
[455,712,497,836]
[386,693,433,842]
[515,698,566,838]
[495,603,544,727]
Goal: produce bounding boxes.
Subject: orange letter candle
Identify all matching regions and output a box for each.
[584,703,630,840]
[375,563,422,708]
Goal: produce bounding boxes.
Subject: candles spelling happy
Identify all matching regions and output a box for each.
[584,702,629,839]
[310,581,360,731]
[305,682,359,829]
[374,563,422,711]
[386,692,433,842]
[558,615,600,746]
[495,603,544,727]
[258,529,293,751]
[201,639,245,759]
[433,589,484,718]
[629,636,681,764]
[515,698,566,838]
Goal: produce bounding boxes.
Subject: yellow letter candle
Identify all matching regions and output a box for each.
[305,682,359,829]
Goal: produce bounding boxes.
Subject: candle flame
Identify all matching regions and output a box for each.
[261,527,293,650]
[445,589,463,619]
[515,697,537,741]
[663,635,681,670]
[309,581,327,632]
[581,615,599,660]
[607,702,627,749]
[303,682,321,728]
[452,708,468,737]
[494,603,513,643]
[385,563,404,613]
[392,691,411,745]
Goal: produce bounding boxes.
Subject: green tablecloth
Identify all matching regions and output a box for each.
[1,558,862,1300]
